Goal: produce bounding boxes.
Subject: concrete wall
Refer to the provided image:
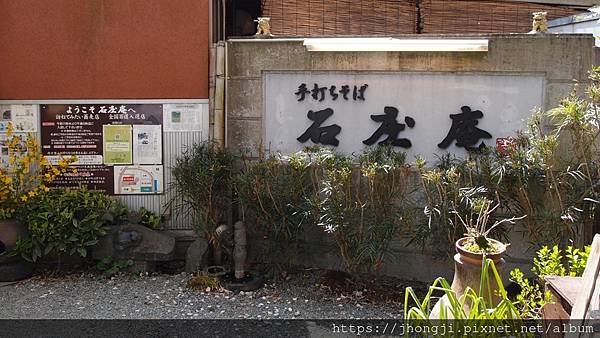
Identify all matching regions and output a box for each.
[226,34,595,281]
[0,0,210,99]
[549,12,600,46]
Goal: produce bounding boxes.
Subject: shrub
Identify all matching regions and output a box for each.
[236,146,416,276]
[413,152,508,258]
[235,152,314,278]
[509,243,590,318]
[169,142,235,243]
[15,187,115,262]
[125,207,162,230]
[413,66,600,254]
[0,122,75,219]
[308,146,415,274]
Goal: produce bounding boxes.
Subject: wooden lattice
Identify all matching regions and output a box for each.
[261,0,581,36]
[262,0,417,36]
[421,0,579,34]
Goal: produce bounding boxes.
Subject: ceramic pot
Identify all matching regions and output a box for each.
[430,237,507,319]
[0,219,34,281]
[455,237,507,265]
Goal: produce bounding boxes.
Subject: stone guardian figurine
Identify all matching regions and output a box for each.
[529,12,548,34]
[254,17,273,37]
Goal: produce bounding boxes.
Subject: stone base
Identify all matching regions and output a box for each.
[185,238,209,273]
[93,224,176,262]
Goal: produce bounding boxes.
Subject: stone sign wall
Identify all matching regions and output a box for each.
[226,34,595,281]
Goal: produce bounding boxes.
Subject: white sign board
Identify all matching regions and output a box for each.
[163,103,208,133]
[133,124,162,165]
[264,72,545,160]
[0,104,38,133]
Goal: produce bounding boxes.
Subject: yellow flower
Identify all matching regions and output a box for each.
[20,195,27,202]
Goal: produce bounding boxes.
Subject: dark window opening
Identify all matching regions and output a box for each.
[226,0,262,37]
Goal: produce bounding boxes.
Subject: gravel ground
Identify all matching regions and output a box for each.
[0,271,405,320]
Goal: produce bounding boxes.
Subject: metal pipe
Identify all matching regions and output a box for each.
[233,221,247,279]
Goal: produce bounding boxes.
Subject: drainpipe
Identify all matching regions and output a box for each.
[209,0,226,147]
[214,42,226,147]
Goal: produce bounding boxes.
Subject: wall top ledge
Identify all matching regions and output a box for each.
[227,33,594,43]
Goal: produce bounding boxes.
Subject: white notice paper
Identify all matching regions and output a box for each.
[133,124,162,165]
[163,104,204,132]
[0,104,38,133]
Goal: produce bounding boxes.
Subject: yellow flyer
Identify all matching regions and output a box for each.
[103,125,132,165]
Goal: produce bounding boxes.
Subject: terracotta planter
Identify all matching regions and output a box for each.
[0,219,27,257]
[430,237,507,319]
[455,237,507,265]
[0,219,34,281]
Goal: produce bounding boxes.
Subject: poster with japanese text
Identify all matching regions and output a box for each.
[132,125,162,165]
[103,125,133,165]
[162,103,205,132]
[40,104,163,194]
[0,104,38,133]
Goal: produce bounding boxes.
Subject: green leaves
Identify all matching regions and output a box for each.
[510,243,590,319]
[15,187,114,262]
[405,259,528,336]
[169,141,235,237]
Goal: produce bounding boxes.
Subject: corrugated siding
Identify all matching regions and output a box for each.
[118,131,205,230]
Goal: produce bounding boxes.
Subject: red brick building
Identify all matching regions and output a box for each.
[0,0,210,100]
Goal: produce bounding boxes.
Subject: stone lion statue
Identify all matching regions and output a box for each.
[529,12,548,34]
[255,17,273,37]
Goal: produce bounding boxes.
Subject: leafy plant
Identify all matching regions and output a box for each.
[308,146,416,274]
[96,257,133,276]
[565,245,590,276]
[510,243,590,318]
[169,141,235,244]
[235,151,314,278]
[532,245,566,278]
[14,187,115,262]
[126,207,162,230]
[0,122,76,219]
[453,193,525,254]
[404,259,528,337]
[509,268,551,320]
[414,153,507,258]
[186,273,220,291]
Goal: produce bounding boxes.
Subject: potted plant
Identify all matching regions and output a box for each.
[430,193,525,318]
[0,122,75,281]
[453,195,524,265]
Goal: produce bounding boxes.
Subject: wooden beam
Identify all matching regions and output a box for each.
[569,234,600,337]
[505,0,596,8]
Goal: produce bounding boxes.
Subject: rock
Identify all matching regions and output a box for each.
[0,260,34,282]
[93,224,176,263]
[185,238,209,273]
